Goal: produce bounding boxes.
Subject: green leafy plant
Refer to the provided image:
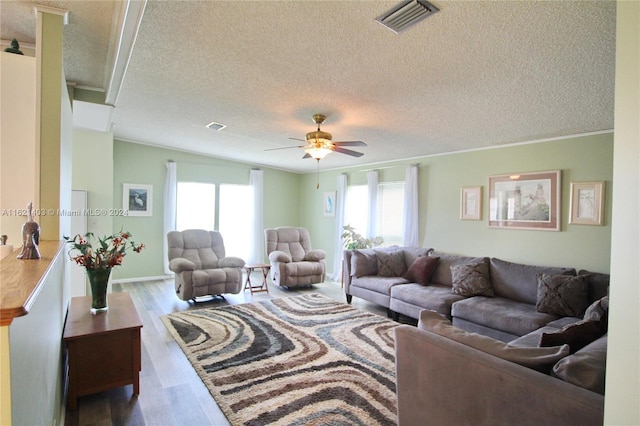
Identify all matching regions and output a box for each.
[341,225,383,249]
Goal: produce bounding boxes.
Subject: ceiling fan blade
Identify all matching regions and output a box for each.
[265,144,307,151]
[289,137,307,142]
[333,141,367,147]
[302,153,311,159]
[334,146,364,157]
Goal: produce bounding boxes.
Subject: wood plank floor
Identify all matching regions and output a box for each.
[63,275,408,426]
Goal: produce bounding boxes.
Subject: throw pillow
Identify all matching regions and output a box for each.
[350,249,377,277]
[536,274,589,317]
[552,335,607,395]
[583,296,609,323]
[418,310,569,373]
[376,250,406,277]
[539,319,606,353]
[404,256,440,285]
[450,261,494,297]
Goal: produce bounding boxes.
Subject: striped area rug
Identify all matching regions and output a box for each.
[162,293,398,425]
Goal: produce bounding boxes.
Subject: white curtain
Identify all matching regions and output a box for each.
[248,168,264,264]
[329,173,348,281]
[163,161,177,275]
[367,170,379,238]
[402,164,419,247]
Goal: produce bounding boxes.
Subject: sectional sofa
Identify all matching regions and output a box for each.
[342,247,609,424]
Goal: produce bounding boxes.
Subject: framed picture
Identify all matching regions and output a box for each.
[323,191,336,217]
[488,170,560,231]
[123,183,153,216]
[460,186,482,220]
[569,181,605,225]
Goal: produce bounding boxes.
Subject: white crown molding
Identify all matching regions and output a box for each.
[104,0,147,107]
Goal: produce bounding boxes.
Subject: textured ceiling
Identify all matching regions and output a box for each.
[1,0,616,173]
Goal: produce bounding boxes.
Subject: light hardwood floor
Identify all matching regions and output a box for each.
[63,275,407,426]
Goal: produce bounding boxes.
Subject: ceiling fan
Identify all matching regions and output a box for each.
[267,114,367,160]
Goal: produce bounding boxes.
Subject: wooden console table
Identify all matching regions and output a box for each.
[63,292,142,410]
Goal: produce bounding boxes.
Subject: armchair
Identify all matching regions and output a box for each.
[264,227,326,288]
[167,229,245,301]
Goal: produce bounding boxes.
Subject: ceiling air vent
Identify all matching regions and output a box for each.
[376,0,439,34]
[205,121,226,131]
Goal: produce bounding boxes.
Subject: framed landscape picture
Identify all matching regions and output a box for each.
[569,181,604,225]
[488,170,560,231]
[123,183,153,216]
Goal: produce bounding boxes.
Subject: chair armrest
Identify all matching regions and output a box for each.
[304,249,326,261]
[169,258,196,273]
[219,256,245,268]
[269,250,292,263]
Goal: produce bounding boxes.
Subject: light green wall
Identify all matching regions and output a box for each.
[111,141,300,279]
[301,133,613,277]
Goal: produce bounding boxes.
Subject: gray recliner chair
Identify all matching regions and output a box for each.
[167,229,245,301]
[264,227,326,287]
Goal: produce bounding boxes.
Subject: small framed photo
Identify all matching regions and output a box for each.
[123,183,153,216]
[323,191,336,217]
[460,186,482,220]
[569,181,605,225]
[488,170,560,231]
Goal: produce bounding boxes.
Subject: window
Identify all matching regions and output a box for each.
[176,182,216,231]
[219,184,252,260]
[377,182,404,246]
[176,182,252,260]
[345,185,368,237]
[344,181,405,247]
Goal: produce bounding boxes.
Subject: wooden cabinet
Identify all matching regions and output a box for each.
[63,292,142,410]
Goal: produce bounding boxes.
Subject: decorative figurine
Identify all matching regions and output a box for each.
[4,39,23,55]
[17,202,40,259]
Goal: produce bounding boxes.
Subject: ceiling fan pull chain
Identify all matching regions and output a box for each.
[316,159,320,189]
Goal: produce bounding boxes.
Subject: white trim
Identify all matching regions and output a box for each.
[33,5,69,24]
[111,275,171,284]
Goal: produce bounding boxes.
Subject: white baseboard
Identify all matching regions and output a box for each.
[111,275,172,284]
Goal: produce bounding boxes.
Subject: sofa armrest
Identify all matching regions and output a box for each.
[304,249,326,261]
[269,250,292,263]
[394,325,604,426]
[219,256,245,268]
[169,258,196,273]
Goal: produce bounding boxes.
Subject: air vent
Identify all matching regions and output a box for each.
[376,0,439,34]
[205,121,226,131]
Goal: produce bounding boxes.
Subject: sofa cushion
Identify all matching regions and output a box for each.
[402,247,434,269]
[429,252,489,287]
[452,296,559,337]
[350,249,377,277]
[539,319,606,354]
[490,258,576,304]
[536,274,590,317]
[376,249,406,277]
[404,256,440,285]
[451,261,494,297]
[552,335,607,394]
[419,310,569,372]
[391,283,465,318]
[351,276,408,295]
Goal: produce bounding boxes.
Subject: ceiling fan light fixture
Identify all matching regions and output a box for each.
[305,146,332,160]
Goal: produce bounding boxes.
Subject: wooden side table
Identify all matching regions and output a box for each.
[244,263,270,294]
[63,292,142,410]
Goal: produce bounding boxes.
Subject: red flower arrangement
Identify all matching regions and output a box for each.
[65,231,144,270]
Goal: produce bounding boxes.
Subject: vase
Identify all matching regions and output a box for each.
[87,268,111,313]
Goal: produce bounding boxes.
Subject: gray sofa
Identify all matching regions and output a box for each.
[343,246,609,419]
[395,310,605,425]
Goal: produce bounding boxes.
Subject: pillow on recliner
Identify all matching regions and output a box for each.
[404,256,440,285]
